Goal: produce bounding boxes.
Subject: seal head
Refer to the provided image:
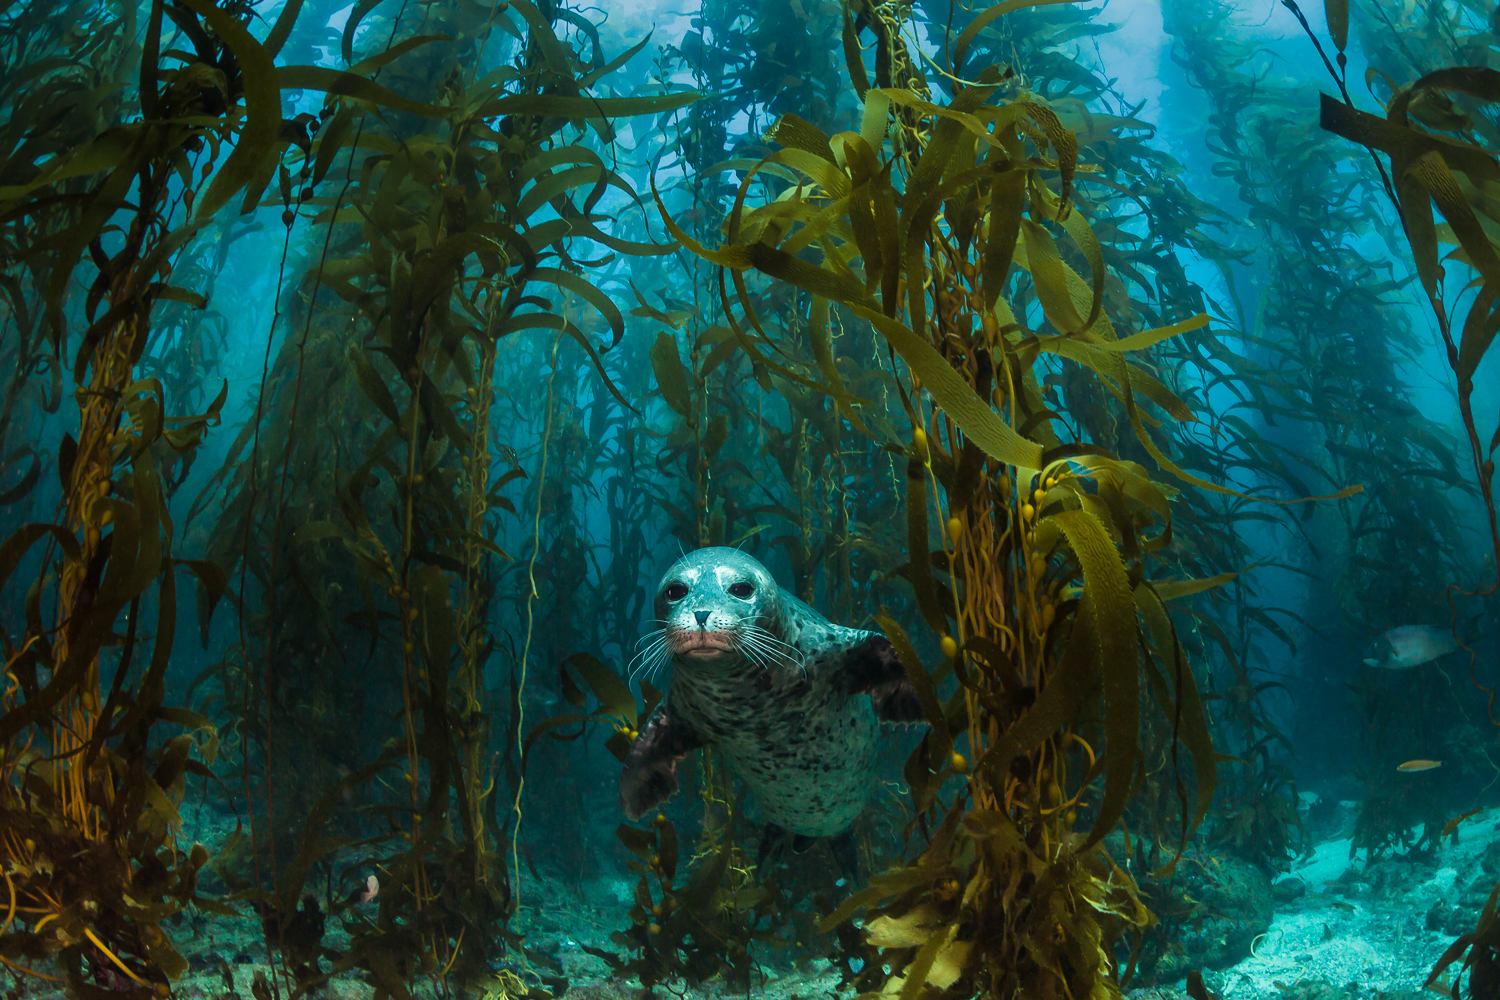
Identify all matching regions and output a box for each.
[620,548,925,850]
[650,547,801,673]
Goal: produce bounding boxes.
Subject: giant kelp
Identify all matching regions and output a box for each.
[1158,0,1492,873]
[0,0,311,991]
[187,2,707,994]
[1290,0,1500,991]
[652,0,1299,990]
[0,0,698,995]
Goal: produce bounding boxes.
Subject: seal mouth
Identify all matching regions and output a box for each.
[673,631,735,657]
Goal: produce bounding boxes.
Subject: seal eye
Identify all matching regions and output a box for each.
[728,582,754,599]
[664,582,688,601]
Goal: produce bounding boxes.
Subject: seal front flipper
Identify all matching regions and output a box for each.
[620,703,705,820]
[836,634,926,723]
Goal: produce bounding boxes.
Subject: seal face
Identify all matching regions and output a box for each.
[620,547,923,844]
[650,547,790,669]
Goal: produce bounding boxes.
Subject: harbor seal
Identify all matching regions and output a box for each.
[619,547,924,870]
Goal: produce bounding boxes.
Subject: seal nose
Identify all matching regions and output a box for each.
[694,610,710,627]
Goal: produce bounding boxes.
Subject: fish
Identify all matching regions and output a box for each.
[1397,759,1442,772]
[1361,625,1460,669]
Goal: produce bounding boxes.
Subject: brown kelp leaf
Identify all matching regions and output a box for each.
[311,104,355,187]
[175,0,280,221]
[820,865,959,932]
[1425,882,1500,991]
[1018,101,1079,206]
[476,91,702,122]
[339,0,383,63]
[1187,970,1220,1000]
[875,88,1021,154]
[903,451,948,635]
[974,601,1099,782]
[1325,0,1348,51]
[629,282,687,327]
[875,612,952,761]
[0,524,79,591]
[463,529,513,562]
[0,451,41,507]
[1056,208,1104,331]
[657,820,679,879]
[1047,508,1138,850]
[1022,219,1086,333]
[0,129,138,201]
[1458,286,1500,383]
[409,232,507,320]
[952,0,1082,72]
[650,331,692,417]
[174,558,227,646]
[984,170,1026,309]
[866,905,948,948]
[927,938,972,989]
[279,66,447,117]
[1134,583,1218,849]
[899,919,956,1000]
[854,304,1046,471]
[114,464,165,603]
[348,345,400,425]
[533,267,625,348]
[1100,314,1210,351]
[764,113,837,163]
[264,0,305,56]
[616,824,655,858]
[415,563,457,676]
[1152,571,1238,601]
[1406,150,1500,291]
[347,33,451,76]
[563,652,636,727]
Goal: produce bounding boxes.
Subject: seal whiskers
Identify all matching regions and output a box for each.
[628,626,672,683]
[737,622,804,674]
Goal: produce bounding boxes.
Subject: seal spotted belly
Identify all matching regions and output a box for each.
[619,548,924,860]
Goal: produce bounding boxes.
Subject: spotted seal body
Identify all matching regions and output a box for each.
[619,548,923,846]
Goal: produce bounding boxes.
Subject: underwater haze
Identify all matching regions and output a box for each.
[3,0,1500,998]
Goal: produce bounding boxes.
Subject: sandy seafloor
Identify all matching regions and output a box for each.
[14,799,1500,1000]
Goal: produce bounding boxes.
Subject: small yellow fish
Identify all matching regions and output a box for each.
[1397,759,1442,772]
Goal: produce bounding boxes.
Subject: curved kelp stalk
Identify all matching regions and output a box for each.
[652,1,1365,994]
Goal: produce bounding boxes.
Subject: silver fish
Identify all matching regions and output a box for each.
[1362,625,1460,669]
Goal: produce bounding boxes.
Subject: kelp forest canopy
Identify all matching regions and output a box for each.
[1,0,1499,997]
